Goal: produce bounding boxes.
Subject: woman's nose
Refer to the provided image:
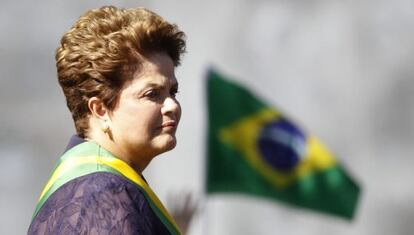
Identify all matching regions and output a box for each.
[162,96,181,115]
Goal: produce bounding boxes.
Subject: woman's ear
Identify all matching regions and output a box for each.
[87,97,113,138]
[88,97,110,121]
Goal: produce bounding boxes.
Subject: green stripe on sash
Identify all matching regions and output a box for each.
[32,141,182,235]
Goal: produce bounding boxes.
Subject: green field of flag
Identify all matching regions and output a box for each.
[206,69,360,219]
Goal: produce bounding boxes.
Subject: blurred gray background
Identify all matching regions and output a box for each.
[1,0,414,234]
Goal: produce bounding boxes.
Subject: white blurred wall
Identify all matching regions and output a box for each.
[1,0,414,234]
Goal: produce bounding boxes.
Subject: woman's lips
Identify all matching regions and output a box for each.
[160,120,177,130]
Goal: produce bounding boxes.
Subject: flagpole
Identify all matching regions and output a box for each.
[201,192,210,235]
[201,150,211,235]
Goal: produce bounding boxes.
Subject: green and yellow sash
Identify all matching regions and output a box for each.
[32,141,182,235]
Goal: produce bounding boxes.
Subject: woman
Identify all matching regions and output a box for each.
[28,6,186,235]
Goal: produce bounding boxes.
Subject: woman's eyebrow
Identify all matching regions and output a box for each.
[171,80,179,88]
[146,79,178,88]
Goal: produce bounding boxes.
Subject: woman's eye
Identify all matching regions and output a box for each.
[144,90,159,99]
[170,88,179,98]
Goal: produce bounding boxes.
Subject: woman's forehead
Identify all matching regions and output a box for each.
[134,53,175,78]
[123,72,177,93]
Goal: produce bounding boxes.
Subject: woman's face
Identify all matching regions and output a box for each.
[108,52,181,162]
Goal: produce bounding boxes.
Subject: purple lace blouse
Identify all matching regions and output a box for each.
[28,136,171,235]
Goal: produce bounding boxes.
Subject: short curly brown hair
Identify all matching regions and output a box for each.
[56,6,186,138]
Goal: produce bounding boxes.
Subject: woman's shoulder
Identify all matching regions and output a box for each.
[28,172,169,235]
[66,171,139,195]
[34,172,146,216]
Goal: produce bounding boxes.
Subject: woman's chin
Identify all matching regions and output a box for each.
[154,135,177,154]
[164,137,177,151]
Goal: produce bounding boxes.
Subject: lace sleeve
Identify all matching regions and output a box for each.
[28,172,169,235]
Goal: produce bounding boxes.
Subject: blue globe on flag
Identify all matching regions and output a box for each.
[257,119,306,171]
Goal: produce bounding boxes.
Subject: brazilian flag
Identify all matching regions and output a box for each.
[206,69,360,219]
